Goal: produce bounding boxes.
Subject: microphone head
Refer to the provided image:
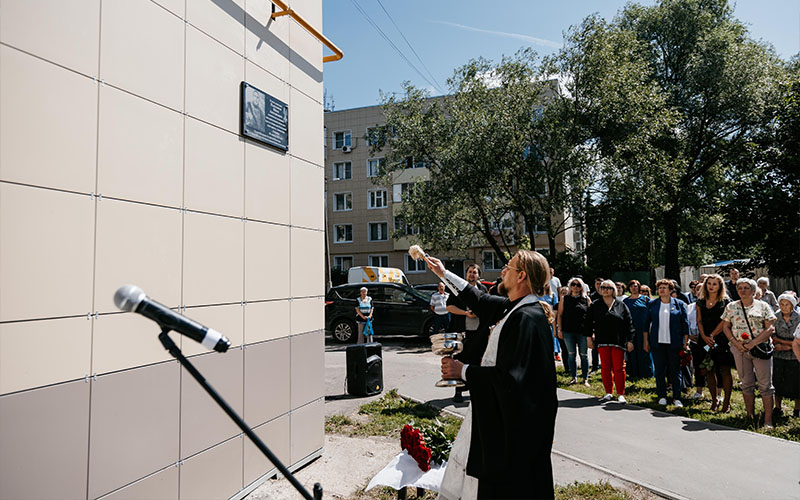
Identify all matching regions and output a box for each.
[114,285,147,312]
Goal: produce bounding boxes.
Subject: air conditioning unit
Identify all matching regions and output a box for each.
[342,145,352,153]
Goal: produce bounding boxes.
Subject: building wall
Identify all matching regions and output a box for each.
[324,104,577,286]
[0,1,324,499]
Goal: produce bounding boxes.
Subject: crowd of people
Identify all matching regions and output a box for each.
[550,269,800,428]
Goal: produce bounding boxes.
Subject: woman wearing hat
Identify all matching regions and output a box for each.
[773,293,800,418]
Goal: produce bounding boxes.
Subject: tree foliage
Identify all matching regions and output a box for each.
[372,50,595,261]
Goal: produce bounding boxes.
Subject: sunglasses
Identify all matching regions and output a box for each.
[570,283,582,287]
[600,286,615,291]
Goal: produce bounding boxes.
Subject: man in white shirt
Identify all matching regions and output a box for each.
[430,282,450,333]
[549,267,562,298]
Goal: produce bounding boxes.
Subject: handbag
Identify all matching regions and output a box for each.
[740,302,773,360]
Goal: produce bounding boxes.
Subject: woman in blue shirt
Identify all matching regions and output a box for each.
[644,279,690,407]
[623,280,653,379]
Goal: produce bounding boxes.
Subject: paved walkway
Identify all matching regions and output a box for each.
[370,342,800,500]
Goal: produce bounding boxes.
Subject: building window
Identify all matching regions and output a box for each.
[367,157,385,177]
[409,157,430,169]
[369,255,389,267]
[334,224,352,243]
[368,222,389,241]
[333,192,352,212]
[365,127,378,146]
[333,130,351,149]
[368,189,388,209]
[334,255,353,271]
[483,251,501,271]
[394,216,419,236]
[333,162,351,180]
[524,214,547,234]
[535,247,551,257]
[406,254,427,273]
[392,182,415,202]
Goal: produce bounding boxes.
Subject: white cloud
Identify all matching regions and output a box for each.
[432,20,562,49]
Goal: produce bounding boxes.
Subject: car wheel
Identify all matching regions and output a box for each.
[332,319,357,343]
[423,318,435,337]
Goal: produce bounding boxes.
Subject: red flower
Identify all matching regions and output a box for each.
[741,332,750,340]
[401,424,432,472]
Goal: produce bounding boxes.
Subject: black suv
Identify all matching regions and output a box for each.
[325,282,436,343]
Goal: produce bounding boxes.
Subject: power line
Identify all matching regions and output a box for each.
[348,0,443,94]
[374,0,445,94]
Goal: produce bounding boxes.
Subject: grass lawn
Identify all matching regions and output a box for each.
[556,366,800,442]
[353,481,642,500]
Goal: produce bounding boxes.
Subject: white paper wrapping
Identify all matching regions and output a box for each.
[366,451,446,492]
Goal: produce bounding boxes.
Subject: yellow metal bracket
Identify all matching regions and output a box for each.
[271,0,343,62]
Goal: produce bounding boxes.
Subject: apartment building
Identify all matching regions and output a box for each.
[324,103,582,285]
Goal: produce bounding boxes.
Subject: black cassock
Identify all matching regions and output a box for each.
[454,282,558,500]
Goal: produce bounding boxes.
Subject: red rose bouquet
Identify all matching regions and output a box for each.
[679,349,692,367]
[401,420,452,472]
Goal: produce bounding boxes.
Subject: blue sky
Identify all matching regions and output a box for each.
[321,0,800,110]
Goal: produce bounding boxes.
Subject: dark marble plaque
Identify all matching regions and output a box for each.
[241,81,289,151]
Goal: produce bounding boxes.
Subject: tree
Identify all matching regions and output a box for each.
[372,49,594,261]
[553,0,785,278]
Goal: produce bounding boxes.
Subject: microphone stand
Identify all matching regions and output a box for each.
[158,330,323,500]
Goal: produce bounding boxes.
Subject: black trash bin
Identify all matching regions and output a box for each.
[345,343,383,396]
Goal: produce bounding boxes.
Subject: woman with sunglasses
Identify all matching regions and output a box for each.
[587,280,635,402]
[557,277,592,385]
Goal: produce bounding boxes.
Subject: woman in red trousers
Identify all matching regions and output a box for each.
[588,279,636,403]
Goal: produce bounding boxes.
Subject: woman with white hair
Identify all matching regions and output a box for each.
[721,278,777,428]
[757,277,779,311]
[772,293,800,418]
[587,279,635,402]
[557,277,592,386]
[355,287,374,343]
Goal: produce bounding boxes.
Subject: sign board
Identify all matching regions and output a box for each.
[240,82,289,151]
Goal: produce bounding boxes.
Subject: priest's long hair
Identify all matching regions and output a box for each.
[515,250,554,324]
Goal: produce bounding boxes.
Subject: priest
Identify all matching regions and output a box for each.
[428,250,557,500]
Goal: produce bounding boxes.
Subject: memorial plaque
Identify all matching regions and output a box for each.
[240,82,289,151]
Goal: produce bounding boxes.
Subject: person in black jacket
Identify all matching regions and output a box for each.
[433,250,557,500]
[587,279,635,403]
[449,264,489,403]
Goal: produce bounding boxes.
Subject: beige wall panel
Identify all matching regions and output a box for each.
[0,47,97,193]
[290,330,323,408]
[243,338,290,425]
[88,361,180,499]
[244,60,288,104]
[0,380,89,500]
[184,118,244,217]
[180,349,243,458]
[0,185,94,322]
[94,199,182,314]
[289,20,323,103]
[179,436,243,500]
[97,86,183,207]
[99,464,178,500]
[291,158,324,230]
[152,0,185,19]
[0,0,100,77]
[288,0,322,28]
[100,0,184,111]
[180,303,244,356]
[186,0,245,54]
[183,212,244,306]
[245,221,290,301]
[289,88,323,166]
[92,313,173,375]
[0,317,91,395]
[244,142,290,224]
[244,299,290,344]
[290,228,324,298]
[290,398,323,464]
[186,26,243,134]
[244,0,290,83]
[290,297,323,335]
[243,415,289,486]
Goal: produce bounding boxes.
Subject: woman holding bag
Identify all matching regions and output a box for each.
[721,278,777,428]
[696,274,733,412]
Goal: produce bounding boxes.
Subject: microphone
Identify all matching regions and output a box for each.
[114,285,231,353]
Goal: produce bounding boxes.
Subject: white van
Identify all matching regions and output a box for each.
[348,266,410,285]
